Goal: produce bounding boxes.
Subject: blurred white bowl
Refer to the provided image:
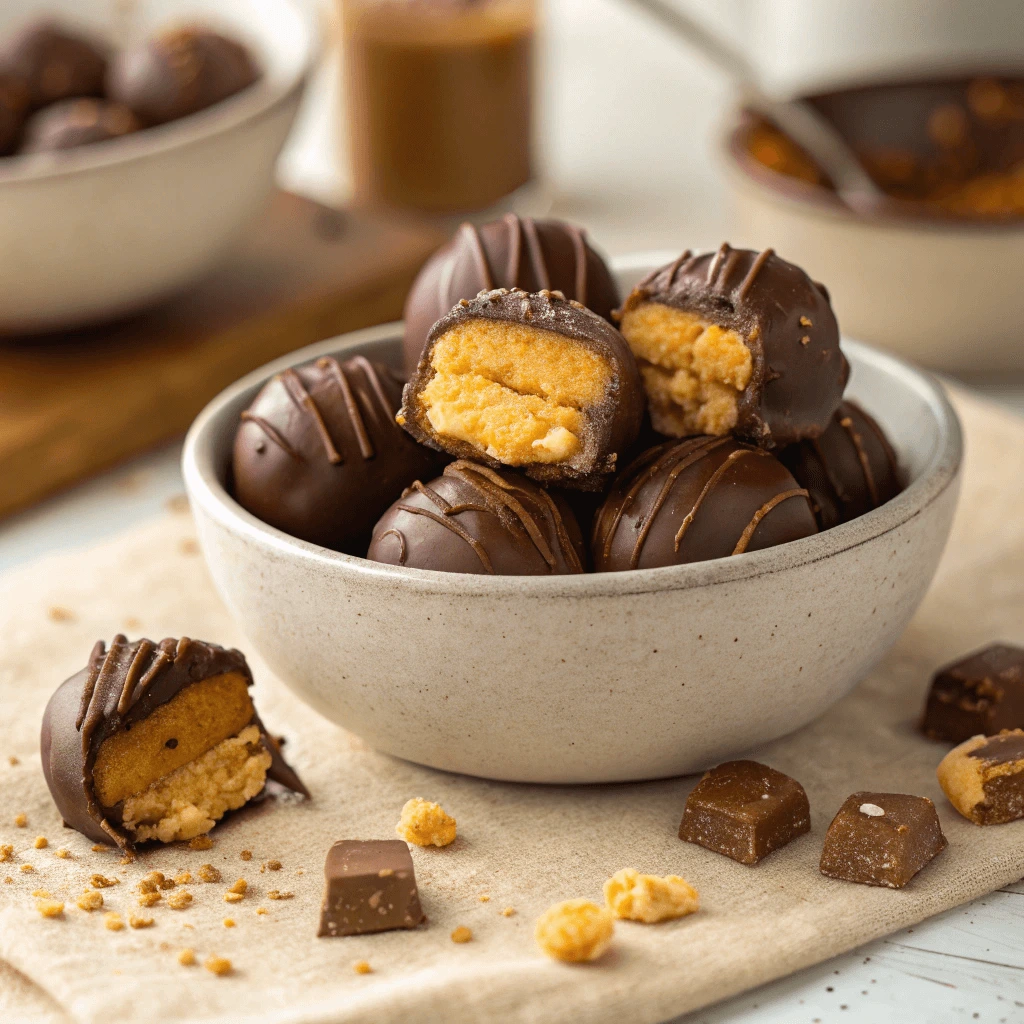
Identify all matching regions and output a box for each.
[0,0,319,334]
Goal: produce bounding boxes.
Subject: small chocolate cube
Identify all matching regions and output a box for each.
[937,730,1024,825]
[819,793,947,888]
[317,840,425,938]
[678,760,811,864]
[922,643,1024,743]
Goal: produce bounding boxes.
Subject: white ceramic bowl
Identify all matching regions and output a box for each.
[0,0,318,334]
[183,256,962,784]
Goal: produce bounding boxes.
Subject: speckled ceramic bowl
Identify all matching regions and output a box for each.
[182,255,962,784]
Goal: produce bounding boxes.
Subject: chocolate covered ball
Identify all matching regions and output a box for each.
[20,97,141,152]
[617,245,847,449]
[402,215,620,374]
[108,27,258,127]
[368,459,585,575]
[778,400,902,530]
[0,73,29,154]
[0,21,107,110]
[233,355,442,553]
[400,287,643,491]
[592,436,818,571]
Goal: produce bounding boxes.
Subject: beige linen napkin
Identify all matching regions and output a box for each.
[1,386,1022,1024]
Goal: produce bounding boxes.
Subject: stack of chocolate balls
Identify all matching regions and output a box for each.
[232,215,903,575]
[0,19,258,157]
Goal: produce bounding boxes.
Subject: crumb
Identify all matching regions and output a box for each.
[165,494,190,515]
[450,926,472,944]
[77,890,103,912]
[33,837,47,849]
[31,889,51,897]
[264,860,282,872]
[166,890,193,910]
[3,877,12,884]
[199,864,222,883]
[91,844,108,853]
[256,907,267,915]
[295,869,304,876]
[47,606,75,623]
[8,756,19,766]
[353,960,372,975]
[478,894,490,903]
[175,872,192,885]
[178,538,199,556]
[267,890,292,900]
[534,900,614,963]
[603,868,700,923]
[119,855,132,866]
[240,850,252,861]
[91,874,119,888]
[138,879,159,894]
[142,870,170,889]
[138,891,162,908]
[36,899,64,919]
[177,948,196,966]
[204,956,232,977]
[396,798,457,848]
[55,848,71,860]
[189,835,213,851]
[501,907,515,917]
[378,868,394,878]
[228,878,247,895]
[14,813,27,827]
[0,845,12,862]
[223,918,236,928]
[224,892,243,904]
[19,864,34,873]
[123,616,142,631]
[129,915,154,929]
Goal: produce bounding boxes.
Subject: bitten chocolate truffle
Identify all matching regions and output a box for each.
[402,215,620,374]
[40,636,307,856]
[592,437,817,571]
[0,73,29,155]
[318,840,425,937]
[0,21,107,110]
[400,288,643,490]
[617,245,847,448]
[819,793,947,888]
[678,760,811,865]
[233,355,442,553]
[937,730,1024,825]
[368,460,585,575]
[107,27,258,127]
[779,400,902,530]
[20,97,141,152]
[922,643,1024,743]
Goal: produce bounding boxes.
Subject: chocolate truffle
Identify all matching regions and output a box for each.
[937,730,1024,825]
[233,355,442,553]
[0,21,107,110]
[20,97,141,153]
[40,636,307,856]
[108,27,258,127]
[617,245,847,448]
[402,215,620,374]
[368,460,585,575]
[779,400,902,529]
[0,73,29,155]
[592,436,817,572]
[400,288,643,490]
[922,643,1024,743]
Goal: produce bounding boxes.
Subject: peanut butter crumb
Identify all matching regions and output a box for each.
[267,890,292,900]
[224,892,244,904]
[129,915,154,929]
[204,956,232,976]
[256,907,267,915]
[3,876,12,884]
[19,864,34,873]
[47,606,75,623]
[14,813,27,827]
[91,874,118,888]
[450,926,473,943]
[224,918,236,928]
[177,948,196,966]
[534,900,614,963]
[0,845,12,862]
[8,756,19,766]
[36,899,64,918]
[228,878,247,895]
[603,868,700,923]
[33,836,48,849]
[138,891,162,908]
[175,872,192,885]
[353,960,372,974]
[396,798,457,848]
[199,864,222,883]
[378,868,393,878]
[77,890,103,911]
[55,848,71,860]
[138,879,158,894]
[189,835,213,851]
[31,888,51,897]
[800,316,812,327]
[179,538,199,556]
[91,844,108,853]
[478,894,490,903]
[800,335,810,346]
[264,860,282,872]
[501,907,515,917]
[104,912,124,931]
[240,850,252,861]
[166,890,193,910]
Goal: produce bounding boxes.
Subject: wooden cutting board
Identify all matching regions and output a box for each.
[0,191,446,521]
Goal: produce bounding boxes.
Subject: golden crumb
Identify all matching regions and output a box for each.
[204,956,232,977]
[91,844,108,853]
[123,616,142,630]
[178,538,200,556]
[142,871,166,888]
[224,892,244,904]
[14,813,27,827]
[104,912,124,931]
[800,316,812,327]
[189,835,213,851]
[198,864,222,883]
[47,606,75,623]
[138,879,158,894]
[256,907,267,915]
[36,899,64,919]
[501,907,516,917]
[450,926,473,944]
[0,845,12,862]
[264,860,282,872]
[223,918,236,928]
[3,876,12,884]
[353,960,372,975]
[396,798,457,848]
[535,900,614,963]
[603,868,699,924]
[240,850,252,861]
[129,915,154,929]
[800,335,810,346]
[138,891,162,908]
[31,889,51,898]
[119,855,132,866]
[166,890,193,910]
[228,878,247,895]
[177,948,196,966]
[55,848,71,860]
[378,868,394,878]
[478,894,491,903]
[77,890,103,912]
[8,756,19,766]
[33,836,48,849]
[267,890,292,900]
[19,864,34,873]
[91,874,118,888]
[175,872,192,885]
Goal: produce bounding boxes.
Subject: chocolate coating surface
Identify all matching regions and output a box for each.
[20,97,141,152]
[778,400,902,529]
[592,436,818,572]
[108,27,258,127]
[402,215,619,374]
[0,73,29,155]
[233,355,442,553]
[0,21,107,110]
[620,245,847,448]
[40,636,307,854]
[368,459,585,575]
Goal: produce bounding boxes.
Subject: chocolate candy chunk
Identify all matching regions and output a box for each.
[318,840,425,937]
[593,437,817,571]
[400,288,643,490]
[368,460,585,575]
[618,245,847,449]
[21,97,141,153]
[678,760,811,865]
[40,636,307,856]
[819,793,947,888]
[778,400,902,530]
[402,216,620,374]
[108,28,258,127]
[233,355,442,553]
[0,73,30,155]
[0,21,107,110]
[937,730,1024,825]
[922,644,1024,743]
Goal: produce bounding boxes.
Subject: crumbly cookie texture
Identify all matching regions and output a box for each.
[121,725,271,843]
[603,868,700,923]
[937,730,1024,825]
[534,899,614,963]
[396,798,457,848]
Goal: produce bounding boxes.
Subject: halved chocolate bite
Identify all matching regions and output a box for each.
[592,437,817,571]
[937,730,1024,825]
[40,636,307,857]
[368,460,585,575]
[402,215,620,374]
[617,245,847,448]
[778,400,902,530]
[400,288,644,490]
[0,21,107,111]
[233,355,442,553]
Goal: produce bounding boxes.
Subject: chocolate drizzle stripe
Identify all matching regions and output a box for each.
[736,248,774,301]
[318,356,373,460]
[838,415,878,506]
[76,640,107,731]
[674,448,760,553]
[175,637,192,662]
[706,243,731,286]
[81,635,128,754]
[503,213,523,283]
[536,487,584,574]
[117,639,154,715]
[281,369,341,465]
[463,223,494,291]
[349,355,400,439]
[732,488,810,555]
[408,479,453,514]
[666,250,693,288]
[377,528,407,565]
[520,217,550,291]
[136,647,172,696]
[567,224,588,306]
[395,504,494,573]
[716,249,743,293]
[239,412,302,461]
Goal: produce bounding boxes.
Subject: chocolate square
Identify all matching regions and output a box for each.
[938,729,1024,825]
[819,792,947,888]
[317,840,425,938]
[678,760,811,865]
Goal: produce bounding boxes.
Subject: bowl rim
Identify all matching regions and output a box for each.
[0,0,321,187]
[182,254,963,599]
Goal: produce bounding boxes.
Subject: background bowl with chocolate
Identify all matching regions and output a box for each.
[182,254,961,785]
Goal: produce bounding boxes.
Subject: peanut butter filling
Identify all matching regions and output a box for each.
[420,319,611,465]
[619,303,753,437]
